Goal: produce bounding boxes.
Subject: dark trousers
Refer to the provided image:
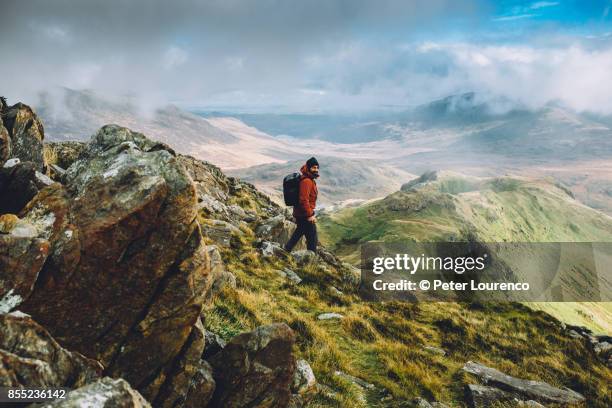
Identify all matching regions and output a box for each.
[285,217,318,252]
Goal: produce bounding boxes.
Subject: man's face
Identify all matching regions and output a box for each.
[310,165,319,175]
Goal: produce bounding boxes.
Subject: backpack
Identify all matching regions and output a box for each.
[283,173,301,206]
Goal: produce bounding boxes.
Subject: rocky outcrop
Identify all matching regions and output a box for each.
[565,324,612,367]
[0,125,212,406]
[0,311,102,388]
[208,323,296,408]
[0,159,54,214]
[38,377,151,408]
[0,102,46,171]
[462,361,585,406]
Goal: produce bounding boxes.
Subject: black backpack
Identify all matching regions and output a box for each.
[283,173,301,206]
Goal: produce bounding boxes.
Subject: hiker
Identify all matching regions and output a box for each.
[284,157,319,252]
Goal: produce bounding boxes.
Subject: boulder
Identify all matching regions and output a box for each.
[462,361,585,405]
[203,330,227,359]
[256,215,296,246]
[261,240,286,258]
[0,102,46,172]
[149,318,215,408]
[208,323,296,407]
[183,359,216,408]
[0,312,102,388]
[292,249,317,266]
[13,125,211,405]
[38,377,151,408]
[278,268,302,284]
[0,161,50,214]
[0,214,52,312]
[205,244,236,298]
[318,312,344,320]
[202,219,242,247]
[291,359,317,395]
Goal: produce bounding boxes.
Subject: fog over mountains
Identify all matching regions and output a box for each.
[34,88,612,214]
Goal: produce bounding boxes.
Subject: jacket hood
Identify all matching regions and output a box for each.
[300,163,318,179]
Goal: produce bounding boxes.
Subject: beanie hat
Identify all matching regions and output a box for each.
[306,157,319,168]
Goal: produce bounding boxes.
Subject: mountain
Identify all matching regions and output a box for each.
[2,99,610,407]
[229,157,415,206]
[319,170,612,333]
[36,88,308,169]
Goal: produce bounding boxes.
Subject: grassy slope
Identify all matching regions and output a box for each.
[319,175,612,336]
[202,178,611,407]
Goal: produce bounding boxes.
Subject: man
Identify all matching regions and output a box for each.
[284,157,319,252]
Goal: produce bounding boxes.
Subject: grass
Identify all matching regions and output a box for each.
[199,173,611,407]
[201,216,612,407]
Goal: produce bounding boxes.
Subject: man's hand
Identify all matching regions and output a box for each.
[307,215,317,223]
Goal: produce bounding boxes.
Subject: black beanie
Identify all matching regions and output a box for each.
[306,157,319,168]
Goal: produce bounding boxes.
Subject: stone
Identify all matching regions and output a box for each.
[466,384,514,408]
[3,158,20,168]
[462,361,585,405]
[0,161,45,214]
[203,330,226,360]
[279,268,302,284]
[183,359,216,408]
[291,359,317,395]
[424,345,446,356]
[292,249,317,266]
[208,323,296,407]
[37,377,151,408]
[0,102,46,172]
[202,219,241,247]
[149,318,214,408]
[260,240,285,258]
[0,216,51,312]
[333,370,375,389]
[318,313,344,320]
[0,312,102,388]
[14,125,211,405]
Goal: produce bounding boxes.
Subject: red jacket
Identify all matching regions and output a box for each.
[293,164,318,218]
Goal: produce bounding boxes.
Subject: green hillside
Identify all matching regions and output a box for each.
[319,172,612,334]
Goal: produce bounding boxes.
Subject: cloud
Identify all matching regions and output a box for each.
[1,0,612,114]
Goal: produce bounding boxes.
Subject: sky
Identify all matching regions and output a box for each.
[1,0,612,113]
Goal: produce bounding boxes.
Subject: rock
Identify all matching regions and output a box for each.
[466,384,514,408]
[0,312,102,388]
[0,213,18,233]
[49,163,67,181]
[37,377,151,408]
[13,125,211,405]
[594,341,611,354]
[209,323,296,407]
[183,359,216,408]
[211,270,237,294]
[318,312,344,320]
[278,268,302,284]
[202,219,241,247]
[333,370,375,389]
[462,361,585,405]
[0,216,51,311]
[203,330,226,360]
[292,249,317,266]
[204,245,236,298]
[3,157,20,168]
[0,161,47,214]
[260,240,285,258]
[255,215,301,248]
[149,318,214,408]
[44,141,86,170]
[424,345,446,356]
[292,359,317,396]
[0,102,46,172]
